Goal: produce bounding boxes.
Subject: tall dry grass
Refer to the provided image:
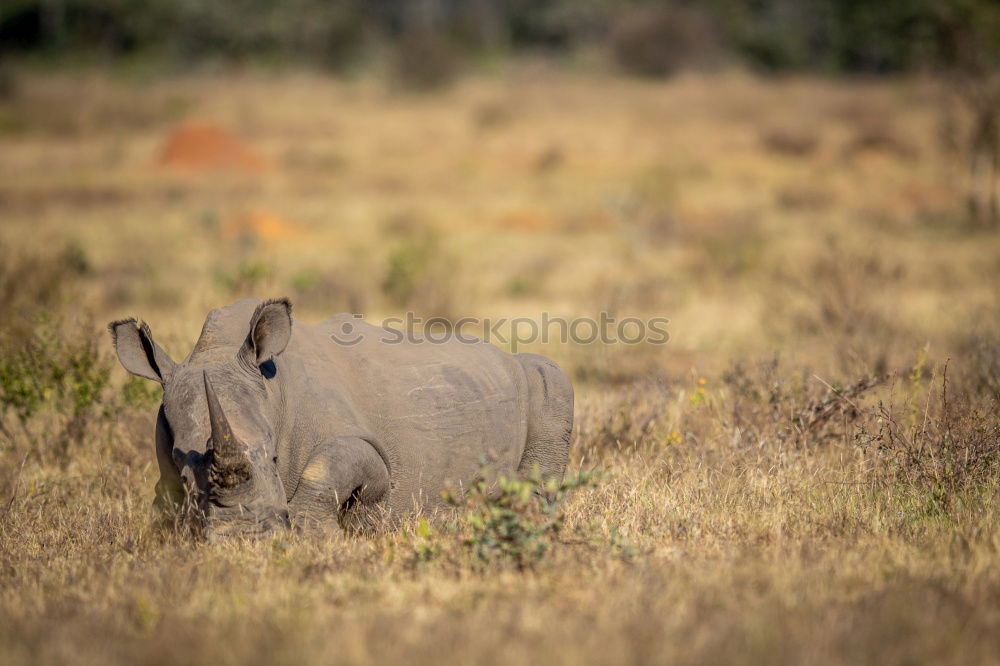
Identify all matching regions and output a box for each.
[0,66,998,664]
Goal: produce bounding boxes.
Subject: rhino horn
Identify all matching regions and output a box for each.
[204,371,253,488]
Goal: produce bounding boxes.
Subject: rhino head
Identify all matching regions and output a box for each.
[109,299,294,540]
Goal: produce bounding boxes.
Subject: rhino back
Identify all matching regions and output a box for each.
[283,315,530,512]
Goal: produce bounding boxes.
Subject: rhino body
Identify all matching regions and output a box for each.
[110,299,573,537]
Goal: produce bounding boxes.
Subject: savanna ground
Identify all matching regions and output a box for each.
[1,64,999,665]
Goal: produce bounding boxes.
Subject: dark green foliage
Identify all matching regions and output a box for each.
[1,0,995,75]
[0,0,369,69]
[707,0,998,73]
[165,0,367,68]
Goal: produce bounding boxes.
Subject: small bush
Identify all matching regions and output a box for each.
[0,317,114,458]
[610,5,719,78]
[573,380,673,454]
[214,260,273,296]
[0,65,17,101]
[0,244,89,342]
[776,184,834,211]
[854,361,1000,503]
[121,376,161,410]
[290,267,369,314]
[444,466,599,570]
[392,33,461,91]
[774,238,901,371]
[381,231,456,320]
[957,331,1000,400]
[761,127,820,157]
[718,354,998,506]
[406,517,441,565]
[843,123,916,160]
[722,358,886,447]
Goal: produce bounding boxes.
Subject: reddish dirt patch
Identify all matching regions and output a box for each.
[159,122,268,171]
[224,210,300,242]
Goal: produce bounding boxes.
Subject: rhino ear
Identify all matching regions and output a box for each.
[245,298,292,366]
[109,318,177,385]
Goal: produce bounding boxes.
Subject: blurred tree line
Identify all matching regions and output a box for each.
[0,0,995,77]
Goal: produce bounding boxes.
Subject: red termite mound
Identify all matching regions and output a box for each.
[158,122,268,171]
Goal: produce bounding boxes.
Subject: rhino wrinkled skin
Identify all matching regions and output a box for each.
[109,299,573,539]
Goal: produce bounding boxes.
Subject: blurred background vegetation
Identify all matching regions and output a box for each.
[0,0,996,77]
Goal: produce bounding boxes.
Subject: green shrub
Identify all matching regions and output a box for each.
[121,376,160,409]
[382,234,437,307]
[0,319,108,421]
[445,465,599,570]
[406,517,441,565]
[381,231,456,320]
[290,267,369,314]
[214,260,272,296]
[0,316,114,460]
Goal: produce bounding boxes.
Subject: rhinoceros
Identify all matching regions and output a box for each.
[109,298,573,539]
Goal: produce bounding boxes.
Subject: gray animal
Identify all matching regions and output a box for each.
[109,298,572,539]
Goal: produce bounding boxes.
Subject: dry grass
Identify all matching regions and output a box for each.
[1,64,999,665]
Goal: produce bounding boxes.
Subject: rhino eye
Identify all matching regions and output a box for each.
[260,359,277,379]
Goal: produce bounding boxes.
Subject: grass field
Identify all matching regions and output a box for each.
[1,64,999,665]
